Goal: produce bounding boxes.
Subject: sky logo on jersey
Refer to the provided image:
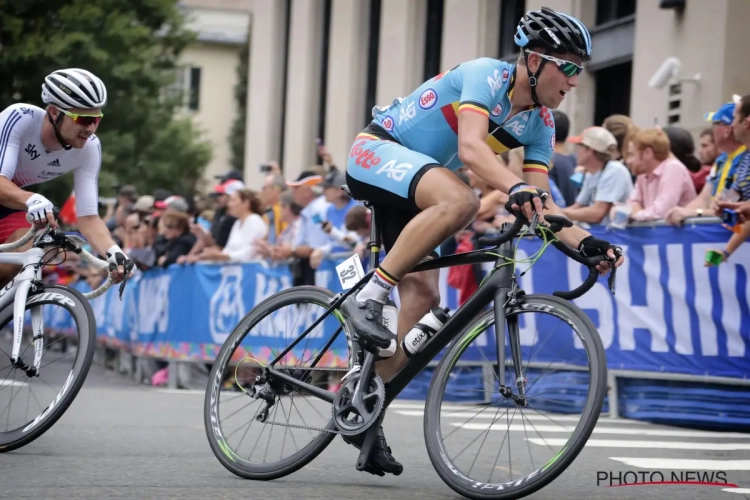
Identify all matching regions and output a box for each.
[490,103,503,117]
[419,88,438,110]
[381,115,395,132]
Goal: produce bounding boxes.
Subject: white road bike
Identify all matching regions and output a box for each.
[0,223,119,452]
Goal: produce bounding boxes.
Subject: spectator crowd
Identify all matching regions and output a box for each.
[47,94,750,308]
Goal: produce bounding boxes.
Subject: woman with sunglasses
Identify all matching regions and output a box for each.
[0,68,132,287]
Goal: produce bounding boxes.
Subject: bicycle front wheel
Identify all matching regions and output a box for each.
[424,294,607,500]
[0,284,97,452]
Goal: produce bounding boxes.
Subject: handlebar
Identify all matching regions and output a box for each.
[477,212,620,301]
[0,226,116,301]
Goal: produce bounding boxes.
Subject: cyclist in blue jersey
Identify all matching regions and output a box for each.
[341,7,625,476]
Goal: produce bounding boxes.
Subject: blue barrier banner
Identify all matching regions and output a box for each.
[73,223,750,379]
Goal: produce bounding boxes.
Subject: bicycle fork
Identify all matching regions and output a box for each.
[492,243,528,405]
[10,270,44,377]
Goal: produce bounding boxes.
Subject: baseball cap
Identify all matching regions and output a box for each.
[287,170,323,188]
[154,195,189,212]
[322,169,347,189]
[705,102,735,125]
[213,179,245,196]
[567,126,618,155]
[133,195,155,213]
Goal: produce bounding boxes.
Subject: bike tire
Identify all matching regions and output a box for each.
[423,294,607,500]
[204,286,349,480]
[0,284,97,452]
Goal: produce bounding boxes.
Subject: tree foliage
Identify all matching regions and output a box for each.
[0,0,212,204]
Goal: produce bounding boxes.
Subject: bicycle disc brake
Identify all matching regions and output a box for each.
[332,371,385,436]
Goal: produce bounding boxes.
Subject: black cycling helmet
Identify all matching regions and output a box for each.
[514,7,592,105]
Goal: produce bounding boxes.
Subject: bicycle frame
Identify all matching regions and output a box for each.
[267,204,524,406]
[0,247,47,368]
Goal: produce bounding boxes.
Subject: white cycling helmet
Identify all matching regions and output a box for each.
[41,68,108,110]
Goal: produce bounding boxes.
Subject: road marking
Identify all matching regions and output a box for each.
[455,423,750,439]
[610,458,750,470]
[527,438,750,450]
[722,488,750,494]
[396,409,636,424]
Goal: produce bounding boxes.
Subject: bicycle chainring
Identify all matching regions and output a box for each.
[332,371,385,437]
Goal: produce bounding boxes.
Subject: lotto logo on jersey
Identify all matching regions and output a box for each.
[490,103,503,117]
[375,159,414,182]
[419,88,438,110]
[350,140,382,170]
[381,115,395,132]
[539,107,554,128]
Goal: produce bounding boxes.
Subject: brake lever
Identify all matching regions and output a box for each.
[606,247,623,295]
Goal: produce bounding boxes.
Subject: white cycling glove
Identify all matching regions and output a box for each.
[25,193,55,223]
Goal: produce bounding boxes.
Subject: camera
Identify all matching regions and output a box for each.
[260,164,272,173]
[722,208,738,226]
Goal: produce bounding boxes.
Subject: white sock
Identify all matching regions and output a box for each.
[356,267,399,304]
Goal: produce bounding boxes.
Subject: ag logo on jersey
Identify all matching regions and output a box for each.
[399,101,416,124]
[507,120,526,137]
[375,159,414,182]
[419,88,438,110]
[490,103,503,117]
[381,115,395,132]
[487,70,503,97]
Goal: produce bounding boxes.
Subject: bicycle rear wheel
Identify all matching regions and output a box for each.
[0,284,97,452]
[424,294,607,500]
[204,286,352,480]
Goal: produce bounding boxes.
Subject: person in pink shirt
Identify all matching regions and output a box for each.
[621,128,697,221]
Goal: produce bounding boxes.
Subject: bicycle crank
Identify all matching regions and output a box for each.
[332,370,385,436]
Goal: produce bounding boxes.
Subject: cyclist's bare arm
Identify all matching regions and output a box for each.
[458,112,538,219]
[77,215,119,257]
[0,176,33,210]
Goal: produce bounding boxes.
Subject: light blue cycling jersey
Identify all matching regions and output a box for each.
[369,57,556,174]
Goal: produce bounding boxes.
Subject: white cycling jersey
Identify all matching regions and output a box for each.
[0,103,101,217]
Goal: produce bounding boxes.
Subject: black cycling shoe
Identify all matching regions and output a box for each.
[340,296,396,350]
[342,426,404,477]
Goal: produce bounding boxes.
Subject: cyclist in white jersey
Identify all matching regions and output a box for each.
[0,68,132,285]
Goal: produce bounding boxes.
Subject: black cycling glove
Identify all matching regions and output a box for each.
[504,183,547,215]
[578,235,623,259]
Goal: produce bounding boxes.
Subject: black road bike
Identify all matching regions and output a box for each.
[205,190,619,500]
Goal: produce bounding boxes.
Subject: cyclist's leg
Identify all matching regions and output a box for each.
[0,209,32,288]
[345,135,479,349]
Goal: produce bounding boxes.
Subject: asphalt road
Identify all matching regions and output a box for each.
[1,364,750,500]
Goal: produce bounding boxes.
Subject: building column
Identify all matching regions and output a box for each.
[324,0,370,168]
[375,0,427,106]
[440,0,500,71]
[244,0,288,189]
[282,0,324,181]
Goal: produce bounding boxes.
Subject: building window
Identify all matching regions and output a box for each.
[167,66,202,111]
[498,0,525,60]
[423,0,444,81]
[596,0,636,25]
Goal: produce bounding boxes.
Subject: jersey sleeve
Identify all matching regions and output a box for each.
[522,107,555,175]
[457,59,511,118]
[73,137,101,217]
[0,105,36,181]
